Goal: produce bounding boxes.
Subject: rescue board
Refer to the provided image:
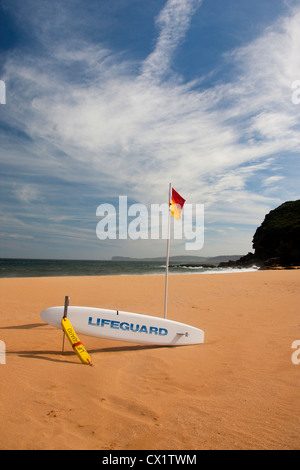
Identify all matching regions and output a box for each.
[61,316,93,366]
[41,306,204,346]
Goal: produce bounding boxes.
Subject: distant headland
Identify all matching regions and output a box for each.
[112,255,242,268]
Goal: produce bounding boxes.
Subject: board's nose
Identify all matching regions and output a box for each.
[40,307,64,329]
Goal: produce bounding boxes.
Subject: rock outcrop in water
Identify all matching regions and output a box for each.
[218,200,300,269]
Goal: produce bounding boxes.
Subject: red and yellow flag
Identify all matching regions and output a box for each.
[170,188,186,220]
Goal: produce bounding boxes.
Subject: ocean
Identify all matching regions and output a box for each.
[0,258,259,278]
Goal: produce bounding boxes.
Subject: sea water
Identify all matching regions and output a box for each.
[0,258,259,278]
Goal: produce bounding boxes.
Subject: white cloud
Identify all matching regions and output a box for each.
[263,175,285,186]
[1,1,300,257]
[0,233,34,240]
[14,184,40,204]
[141,0,202,81]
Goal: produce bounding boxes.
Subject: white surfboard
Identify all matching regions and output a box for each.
[41,306,204,346]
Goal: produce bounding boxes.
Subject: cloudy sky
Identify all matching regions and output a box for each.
[0,0,299,260]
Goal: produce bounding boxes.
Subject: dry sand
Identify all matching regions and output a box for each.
[0,270,299,450]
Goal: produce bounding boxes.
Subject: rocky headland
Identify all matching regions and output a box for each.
[218,200,300,270]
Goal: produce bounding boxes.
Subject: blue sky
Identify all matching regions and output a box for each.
[0,0,299,260]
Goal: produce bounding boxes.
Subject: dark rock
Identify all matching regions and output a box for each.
[219,200,300,269]
[264,257,281,267]
[218,252,261,269]
[253,200,300,266]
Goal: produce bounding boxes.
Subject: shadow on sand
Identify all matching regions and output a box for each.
[7,342,171,365]
[0,322,47,330]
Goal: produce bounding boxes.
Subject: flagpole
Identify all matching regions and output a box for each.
[164,183,172,319]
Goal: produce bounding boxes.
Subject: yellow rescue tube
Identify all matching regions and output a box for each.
[61,316,93,366]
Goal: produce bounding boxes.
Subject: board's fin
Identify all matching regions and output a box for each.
[61,317,93,366]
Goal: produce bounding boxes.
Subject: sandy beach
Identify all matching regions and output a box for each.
[0,270,299,450]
